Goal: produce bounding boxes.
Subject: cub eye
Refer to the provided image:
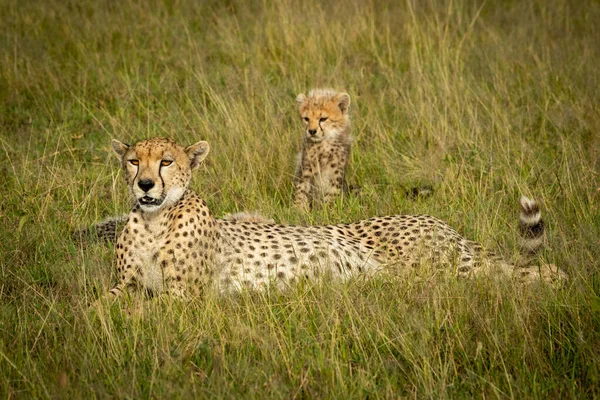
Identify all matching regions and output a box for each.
[302,117,309,122]
[129,160,139,166]
[160,160,173,167]
[319,117,328,123]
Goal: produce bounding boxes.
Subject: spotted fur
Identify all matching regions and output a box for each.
[102,137,566,300]
[73,214,128,243]
[75,212,274,244]
[221,211,275,224]
[294,89,353,210]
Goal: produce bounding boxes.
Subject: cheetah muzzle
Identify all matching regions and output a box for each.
[139,195,163,207]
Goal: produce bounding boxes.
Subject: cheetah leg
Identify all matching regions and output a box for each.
[321,181,341,204]
[89,273,138,308]
[293,175,312,210]
[106,267,141,300]
[107,285,127,299]
[453,242,515,280]
[164,280,187,297]
[513,264,568,285]
[457,255,567,286]
[160,259,188,298]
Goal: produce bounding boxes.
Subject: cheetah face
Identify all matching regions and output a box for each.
[111,138,209,213]
[297,90,351,142]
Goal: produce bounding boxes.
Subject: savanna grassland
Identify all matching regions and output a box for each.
[1,0,599,397]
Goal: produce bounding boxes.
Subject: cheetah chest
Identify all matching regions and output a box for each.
[307,143,345,192]
[118,214,166,293]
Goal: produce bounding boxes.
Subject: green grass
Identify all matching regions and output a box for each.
[1,0,599,397]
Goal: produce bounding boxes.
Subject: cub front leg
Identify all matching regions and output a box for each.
[321,174,343,204]
[317,146,348,206]
[293,176,312,210]
[317,161,345,205]
[293,151,313,210]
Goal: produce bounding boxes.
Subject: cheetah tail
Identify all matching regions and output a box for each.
[516,196,544,267]
[72,214,128,244]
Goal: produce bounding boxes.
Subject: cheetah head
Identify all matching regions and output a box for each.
[296,89,350,142]
[111,137,209,213]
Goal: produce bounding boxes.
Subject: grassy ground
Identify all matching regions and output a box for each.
[1,0,599,397]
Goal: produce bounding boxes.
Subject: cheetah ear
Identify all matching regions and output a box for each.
[185,141,210,170]
[336,92,351,114]
[296,93,307,107]
[111,139,129,161]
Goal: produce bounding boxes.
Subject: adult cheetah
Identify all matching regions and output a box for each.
[104,137,566,299]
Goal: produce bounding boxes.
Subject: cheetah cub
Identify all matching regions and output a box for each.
[102,137,566,300]
[294,89,353,210]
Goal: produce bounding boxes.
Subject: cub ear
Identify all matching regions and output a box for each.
[336,92,351,114]
[296,93,307,106]
[185,141,210,170]
[111,139,130,161]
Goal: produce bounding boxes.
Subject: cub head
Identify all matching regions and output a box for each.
[296,89,351,142]
[111,137,209,213]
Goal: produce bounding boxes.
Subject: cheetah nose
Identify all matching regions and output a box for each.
[138,179,155,192]
[308,129,317,136]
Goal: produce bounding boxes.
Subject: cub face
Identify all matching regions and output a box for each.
[111,138,209,213]
[296,89,351,142]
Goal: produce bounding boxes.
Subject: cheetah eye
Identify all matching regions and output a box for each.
[129,160,139,166]
[160,160,173,167]
[302,117,309,122]
[319,117,328,123]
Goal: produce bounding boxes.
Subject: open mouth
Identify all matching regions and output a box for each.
[138,196,163,207]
